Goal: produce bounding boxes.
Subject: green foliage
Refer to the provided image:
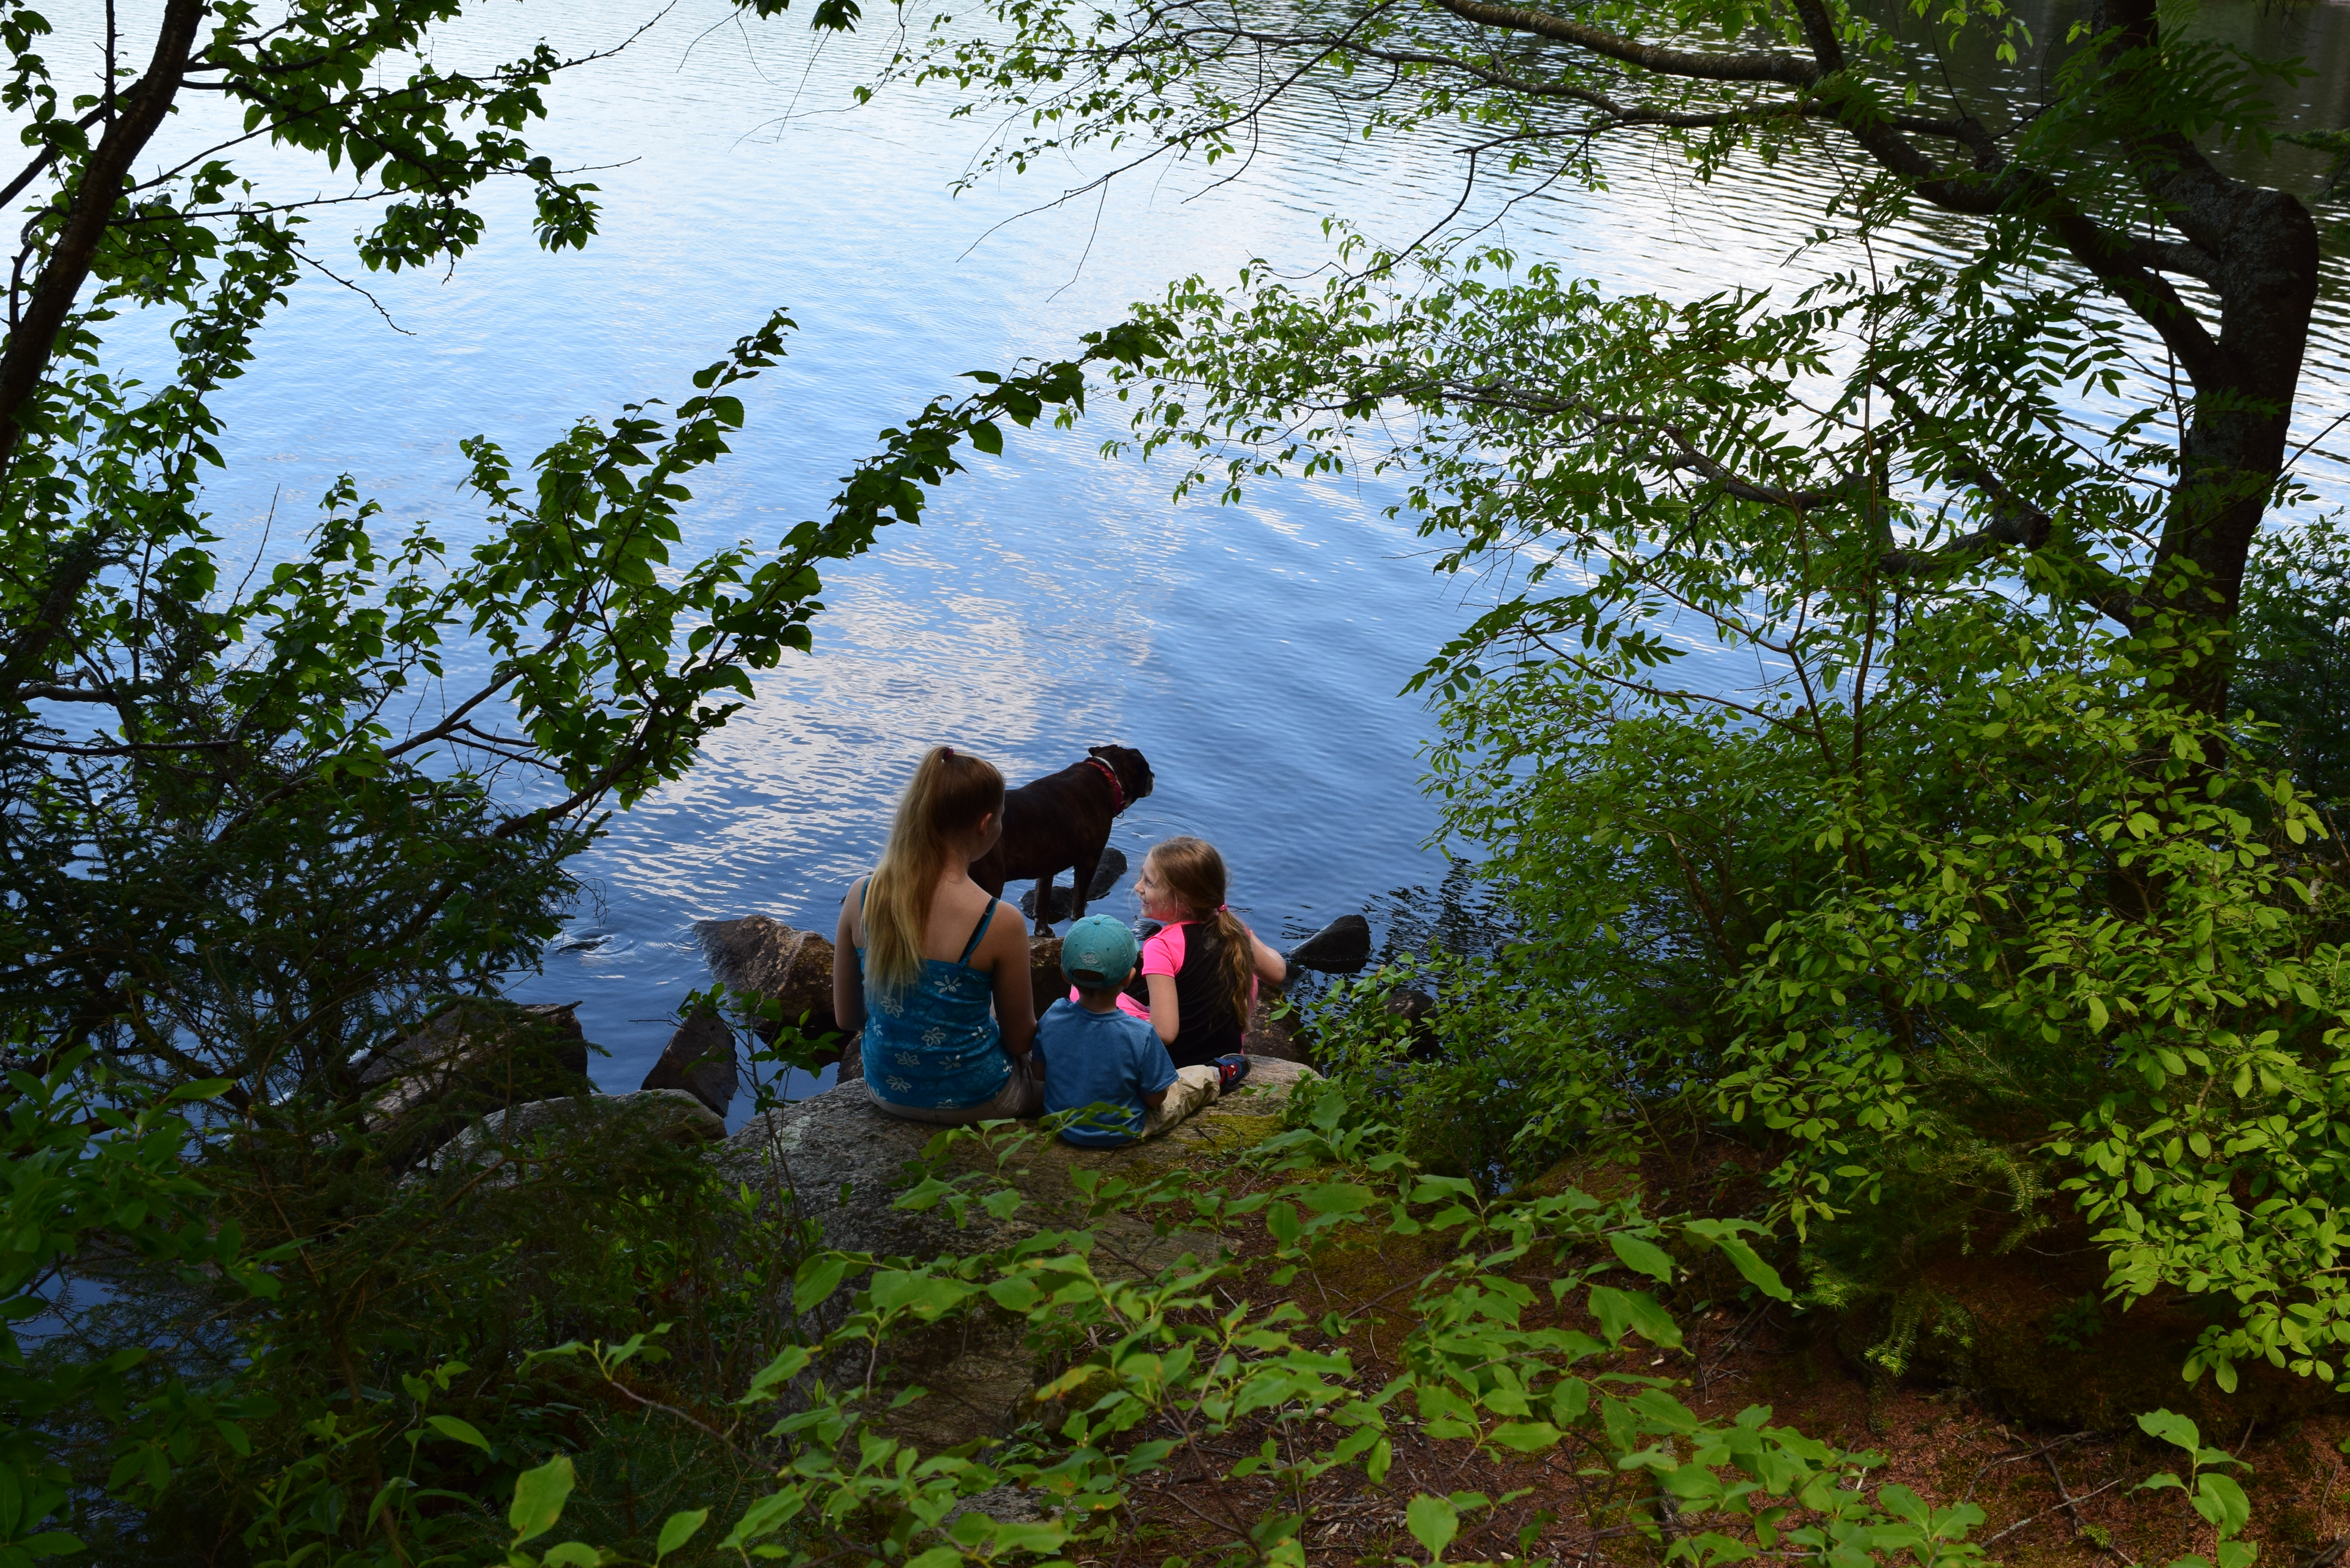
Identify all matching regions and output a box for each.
[2135,1410,2257,1568]
[0,1059,275,1565]
[1398,605,2350,1389]
[2235,515,2350,811]
[1298,955,1621,1187]
[524,1097,2001,1568]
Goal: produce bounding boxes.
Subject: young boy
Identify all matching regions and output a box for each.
[1040,916,1246,1146]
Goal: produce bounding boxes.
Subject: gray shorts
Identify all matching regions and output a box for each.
[867,1053,1045,1125]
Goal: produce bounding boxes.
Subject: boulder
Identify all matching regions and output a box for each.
[721,1057,1320,1264]
[640,1011,739,1118]
[1244,996,1310,1064]
[721,1059,1318,1450]
[1285,913,1372,975]
[695,916,840,1046]
[358,1001,594,1159]
[433,1089,727,1184]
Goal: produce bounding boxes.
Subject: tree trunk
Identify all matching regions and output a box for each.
[2163,188,2322,714]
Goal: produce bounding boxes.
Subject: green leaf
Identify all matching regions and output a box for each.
[542,1544,600,1567]
[1608,1232,1675,1283]
[1488,1420,1563,1453]
[1588,1285,1683,1348]
[2137,1409,2202,1457]
[793,1254,853,1315]
[1406,1494,1459,1559]
[1708,1236,1793,1302]
[656,1507,710,1560]
[2195,1473,2251,1539]
[427,1414,491,1452]
[718,1486,806,1550]
[1299,1181,1376,1215]
[988,1275,1043,1311]
[868,1269,976,1319]
[742,1344,811,1404]
[509,1455,576,1544]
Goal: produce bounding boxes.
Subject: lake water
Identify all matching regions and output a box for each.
[56,0,2350,1112]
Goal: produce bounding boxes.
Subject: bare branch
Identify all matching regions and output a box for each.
[1429,0,1821,86]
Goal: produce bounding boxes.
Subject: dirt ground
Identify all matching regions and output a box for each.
[1038,1152,2350,1568]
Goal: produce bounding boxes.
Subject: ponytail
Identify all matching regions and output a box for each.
[866,746,1005,995]
[1144,836,1258,1032]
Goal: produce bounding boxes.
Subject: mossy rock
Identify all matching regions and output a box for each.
[717,1060,1320,1449]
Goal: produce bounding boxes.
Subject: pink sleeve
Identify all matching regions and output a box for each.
[1140,924,1185,977]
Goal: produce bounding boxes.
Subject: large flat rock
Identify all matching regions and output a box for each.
[721,1057,1318,1266]
[719,1058,1317,1451]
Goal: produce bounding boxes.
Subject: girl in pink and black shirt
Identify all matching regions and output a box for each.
[1114,836,1289,1069]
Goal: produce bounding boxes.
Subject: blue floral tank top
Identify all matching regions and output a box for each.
[856,884,1011,1110]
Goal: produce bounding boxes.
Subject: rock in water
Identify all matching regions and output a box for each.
[1017,885,1073,924]
[694,917,839,1045]
[640,1012,738,1118]
[1245,997,1310,1064]
[1089,846,1128,900]
[1285,913,1372,974]
[1385,986,1442,1060]
[1016,848,1132,924]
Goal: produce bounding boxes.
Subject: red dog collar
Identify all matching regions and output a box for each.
[1085,755,1127,814]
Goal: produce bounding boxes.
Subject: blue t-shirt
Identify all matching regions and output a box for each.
[1038,999,1177,1146]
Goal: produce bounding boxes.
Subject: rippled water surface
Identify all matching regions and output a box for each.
[57,0,2350,1107]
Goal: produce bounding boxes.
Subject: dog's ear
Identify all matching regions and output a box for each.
[1087,744,1113,759]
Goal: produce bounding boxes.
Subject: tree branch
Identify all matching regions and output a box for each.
[1420,0,2226,384]
[1429,0,1822,86]
[0,0,207,476]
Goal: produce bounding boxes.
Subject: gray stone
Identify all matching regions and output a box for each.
[1027,935,1068,1021]
[1244,996,1310,1064]
[434,1088,726,1183]
[1386,986,1442,1060]
[944,1484,1051,1529]
[641,1011,738,1117]
[718,1058,1319,1449]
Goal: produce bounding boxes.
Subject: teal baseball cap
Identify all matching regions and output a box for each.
[1061,915,1139,986]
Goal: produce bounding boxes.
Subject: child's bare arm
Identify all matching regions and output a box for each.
[1146,972,1180,1045]
[1247,928,1288,986]
[1141,1086,1169,1110]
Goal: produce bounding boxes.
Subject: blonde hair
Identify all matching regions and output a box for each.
[1145,836,1257,1032]
[865,747,1005,995]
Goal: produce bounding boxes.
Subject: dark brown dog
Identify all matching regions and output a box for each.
[970,745,1154,934]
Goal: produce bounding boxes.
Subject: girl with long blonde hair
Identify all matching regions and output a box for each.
[832,746,1042,1122]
